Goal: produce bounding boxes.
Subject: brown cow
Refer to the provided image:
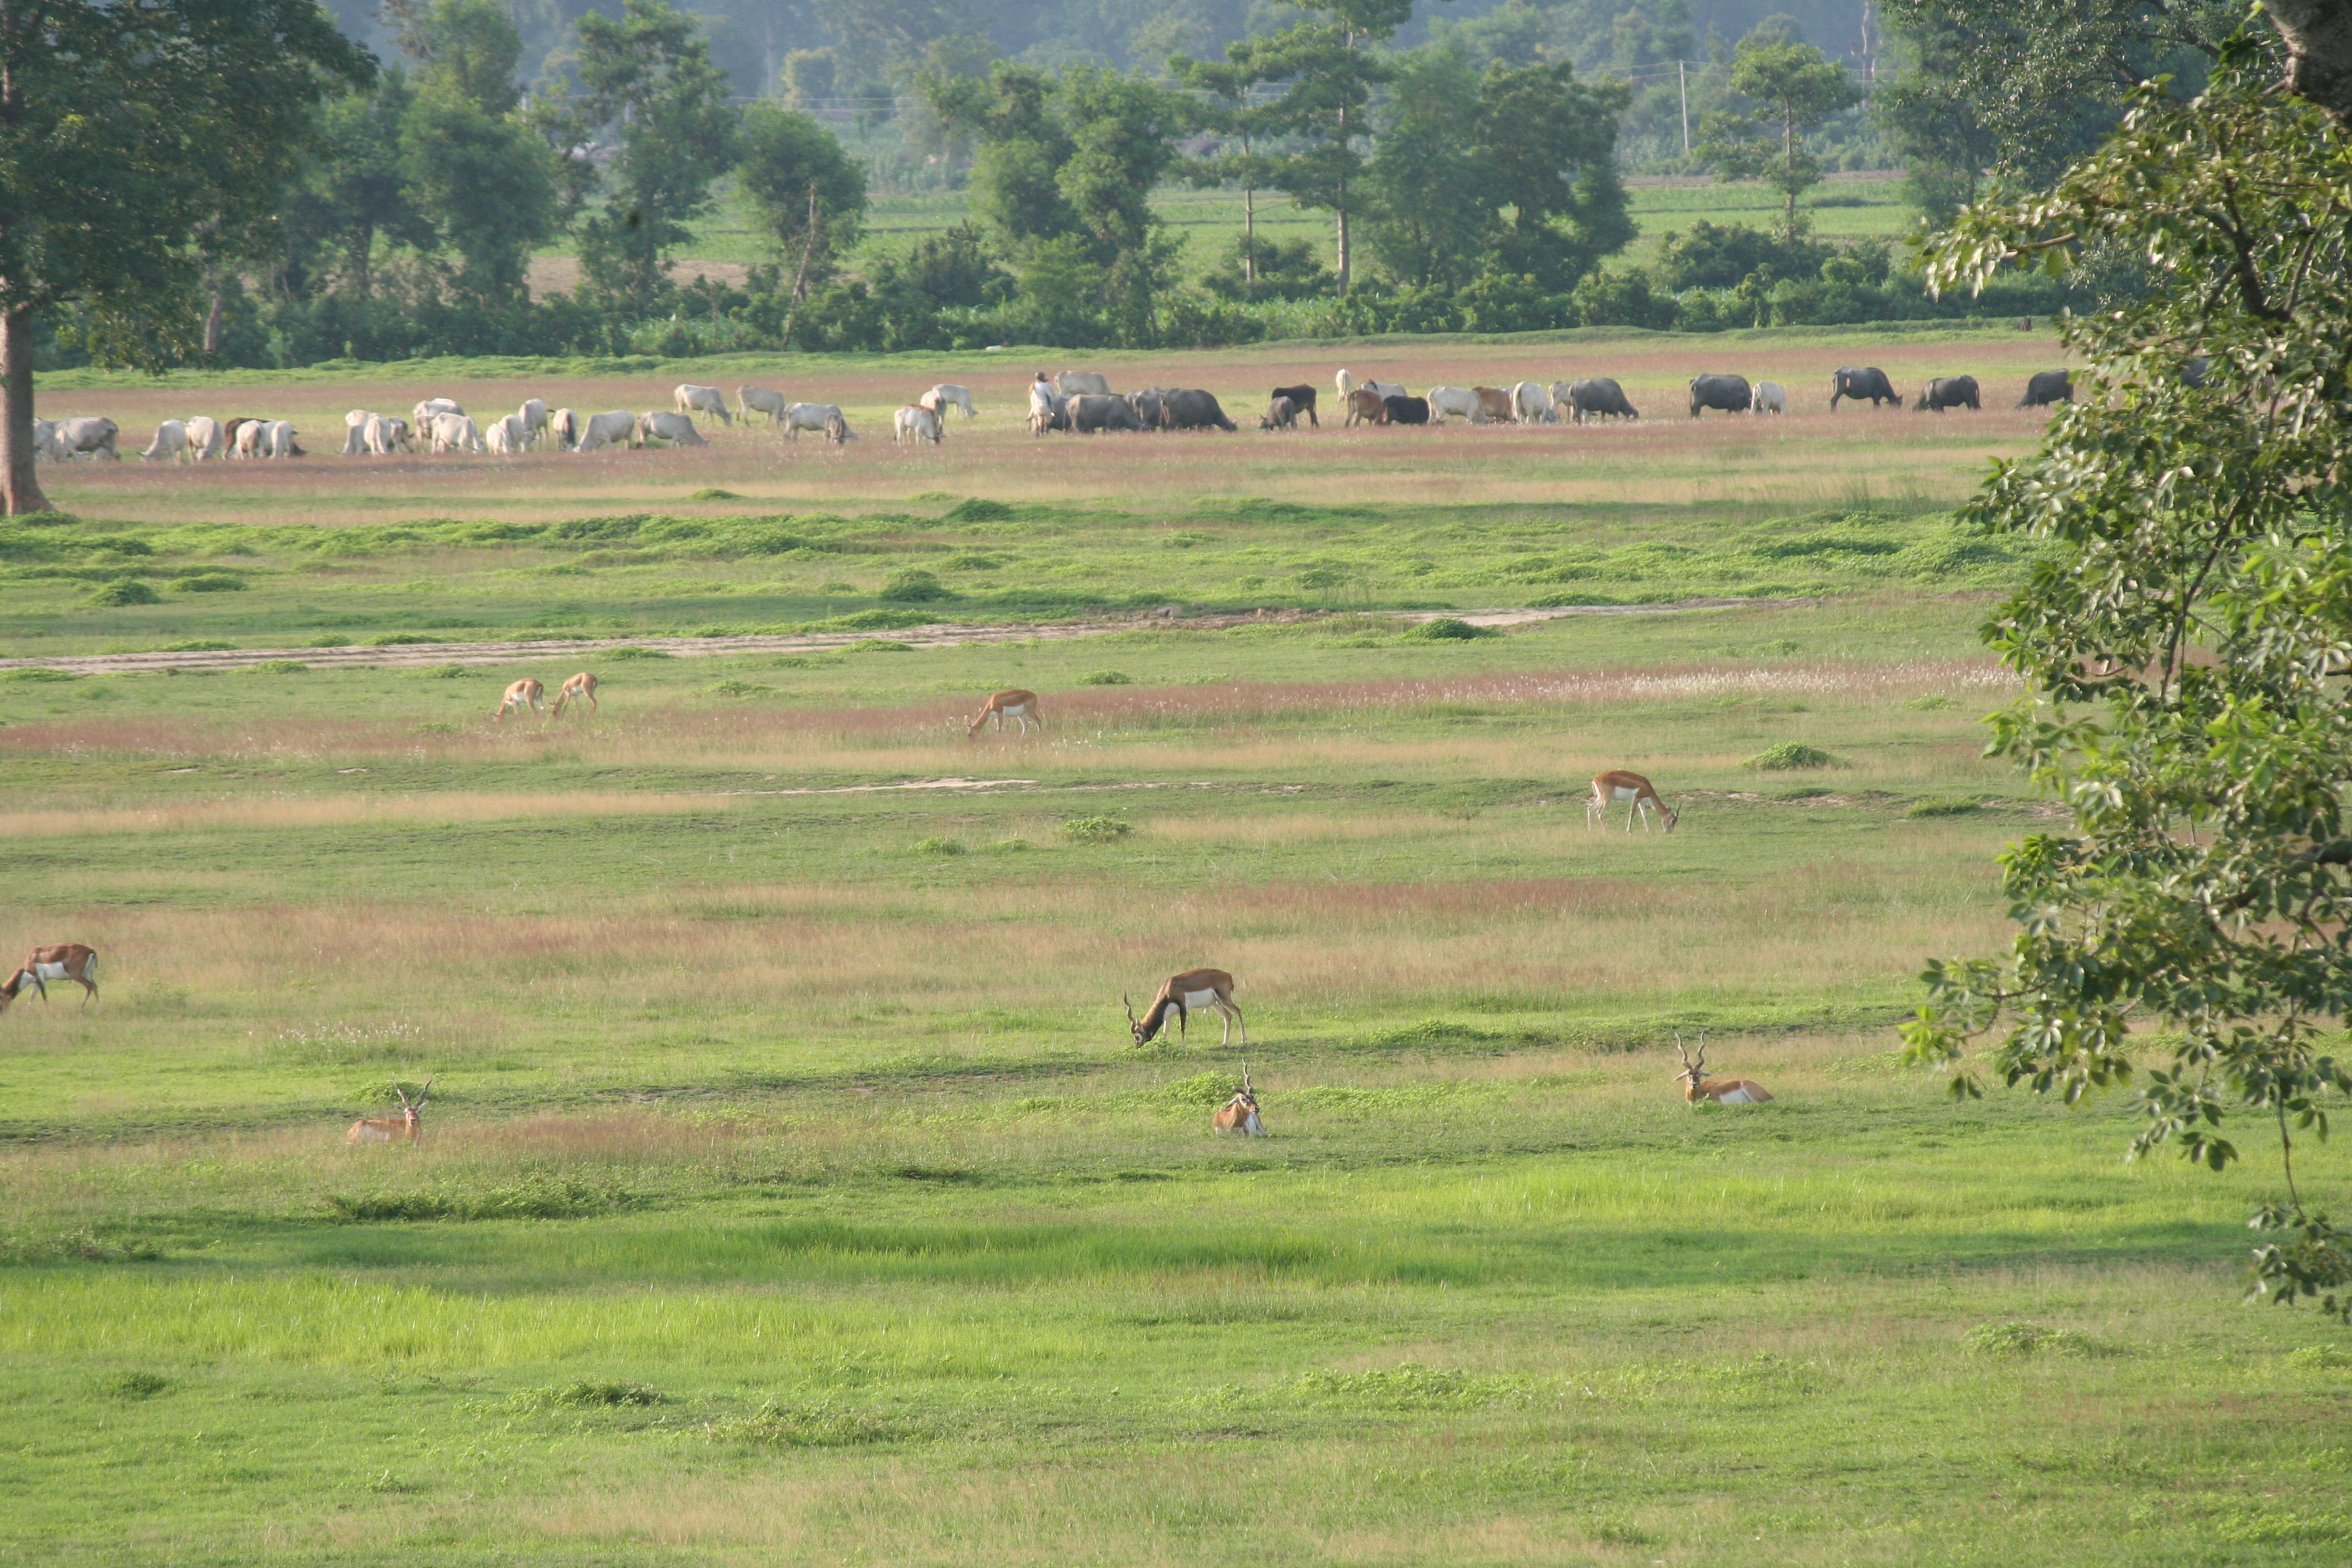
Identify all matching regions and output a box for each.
[1346,388,1390,426]
[1473,386,1515,423]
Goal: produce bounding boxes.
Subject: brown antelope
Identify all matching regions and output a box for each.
[966,688,1043,739]
[1211,1062,1264,1135]
[1586,770,1679,833]
[1674,1031,1771,1105]
[1128,968,1246,1047]
[0,943,99,1011]
[551,671,599,717]
[347,1078,433,1143]
[492,678,544,720]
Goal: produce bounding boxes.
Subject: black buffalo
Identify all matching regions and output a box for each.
[1269,383,1319,427]
[1382,394,1431,425]
[1159,389,1237,431]
[1829,366,1901,409]
[1126,389,1172,427]
[1068,395,1145,434]
[1261,396,1298,431]
[2018,370,2073,408]
[1917,375,1980,412]
[1688,374,1751,416]
[1567,377,1639,422]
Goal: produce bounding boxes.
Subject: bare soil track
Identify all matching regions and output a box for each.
[0,597,1803,676]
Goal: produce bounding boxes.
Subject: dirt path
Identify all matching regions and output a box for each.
[0,597,1805,677]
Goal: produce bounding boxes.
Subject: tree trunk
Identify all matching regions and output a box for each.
[203,276,225,356]
[2269,1,2352,125]
[1,307,50,517]
[1243,184,1255,295]
[779,182,821,352]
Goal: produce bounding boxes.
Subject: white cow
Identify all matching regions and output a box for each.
[184,416,223,461]
[428,412,483,454]
[920,384,978,420]
[638,410,706,446]
[1751,380,1787,415]
[265,420,300,458]
[894,404,944,444]
[413,397,463,428]
[779,402,847,441]
[31,417,58,460]
[342,409,372,455]
[229,419,268,458]
[1335,370,1408,404]
[518,399,549,448]
[573,410,636,452]
[738,386,789,425]
[1056,370,1111,397]
[363,414,410,455]
[483,413,529,454]
[140,420,189,461]
[1423,386,1486,425]
[1512,381,1557,423]
[673,384,730,427]
[546,408,578,451]
[1028,379,1065,437]
[52,416,120,459]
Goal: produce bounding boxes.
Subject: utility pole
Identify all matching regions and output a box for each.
[1678,60,1689,154]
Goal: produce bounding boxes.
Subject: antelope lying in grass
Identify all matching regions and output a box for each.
[967,688,1043,739]
[1675,1031,1771,1105]
[1129,968,1246,1047]
[347,1078,432,1143]
[551,671,598,717]
[0,943,99,1011]
[492,678,544,720]
[1586,770,1679,833]
[1212,1062,1264,1134]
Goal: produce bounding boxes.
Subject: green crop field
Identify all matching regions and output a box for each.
[5,326,2348,1566]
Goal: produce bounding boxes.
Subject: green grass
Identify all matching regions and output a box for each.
[2,354,2345,1563]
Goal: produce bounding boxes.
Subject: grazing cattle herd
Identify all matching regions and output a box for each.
[27,361,2098,468]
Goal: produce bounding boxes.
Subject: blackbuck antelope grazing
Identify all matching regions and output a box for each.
[551,671,599,717]
[0,943,99,1011]
[492,678,545,720]
[347,1079,433,1143]
[1128,968,1247,1047]
[966,688,1043,739]
[1586,770,1679,833]
[1211,1062,1265,1134]
[1674,1031,1771,1105]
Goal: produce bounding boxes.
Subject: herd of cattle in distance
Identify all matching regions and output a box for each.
[27,362,2087,467]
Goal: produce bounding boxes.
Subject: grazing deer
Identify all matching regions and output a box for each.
[551,671,598,717]
[966,688,1043,739]
[1674,1031,1771,1105]
[492,678,544,720]
[347,1078,433,1143]
[0,944,99,1011]
[1211,1062,1265,1134]
[1129,968,1246,1047]
[1586,770,1679,833]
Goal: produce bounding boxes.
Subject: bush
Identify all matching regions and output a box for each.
[170,573,247,593]
[508,1381,665,1411]
[88,578,160,606]
[1074,670,1131,685]
[911,836,965,855]
[246,660,309,675]
[1409,617,1494,641]
[604,645,672,659]
[704,1398,892,1447]
[945,498,1015,522]
[1905,797,1985,819]
[162,640,238,652]
[877,568,952,603]
[4,666,80,683]
[686,488,741,501]
[103,1372,171,1400]
[1059,815,1132,845]
[1961,1321,2110,1358]
[1744,742,1840,770]
[708,679,773,697]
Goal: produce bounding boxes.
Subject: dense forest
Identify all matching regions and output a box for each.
[20,0,2241,368]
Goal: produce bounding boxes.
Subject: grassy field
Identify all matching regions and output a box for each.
[6,325,2349,1565]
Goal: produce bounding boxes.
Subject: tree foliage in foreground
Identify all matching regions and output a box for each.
[1910,42,2352,1321]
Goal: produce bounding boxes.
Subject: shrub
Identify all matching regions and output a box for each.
[246,660,309,675]
[162,640,238,652]
[170,573,247,593]
[306,635,351,648]
[604,645,672,659]
[1744,742,1840,770]
[425,664,468,679]
[1904,797,1984,819]
[1059,815,1132,845]
[507,1380,664,1411]
[4,666,80,683]
[368,633,436,646]
[1074,669,1131,685]
[704,1399,891,1447]
[327,1175,632,1222]
[945,498,1015,521]
[1409,617,1494,641]
[878,568,952,603]
[686,487,741,501]
[88,578,160,606]
[1902,694,1958,710]
[1961,1321,2110,1358]
[103,1372,171,1400]
[708,679,773,697]
[911,836,965,855]
[846,638,912,653]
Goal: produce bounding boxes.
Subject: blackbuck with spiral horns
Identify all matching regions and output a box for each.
[347,1079,433,1143]
[1128,968,1247,1047]
[0,943,99,1011]
[1674,1031,1771,1105]
[1211,1062,1264,1134]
